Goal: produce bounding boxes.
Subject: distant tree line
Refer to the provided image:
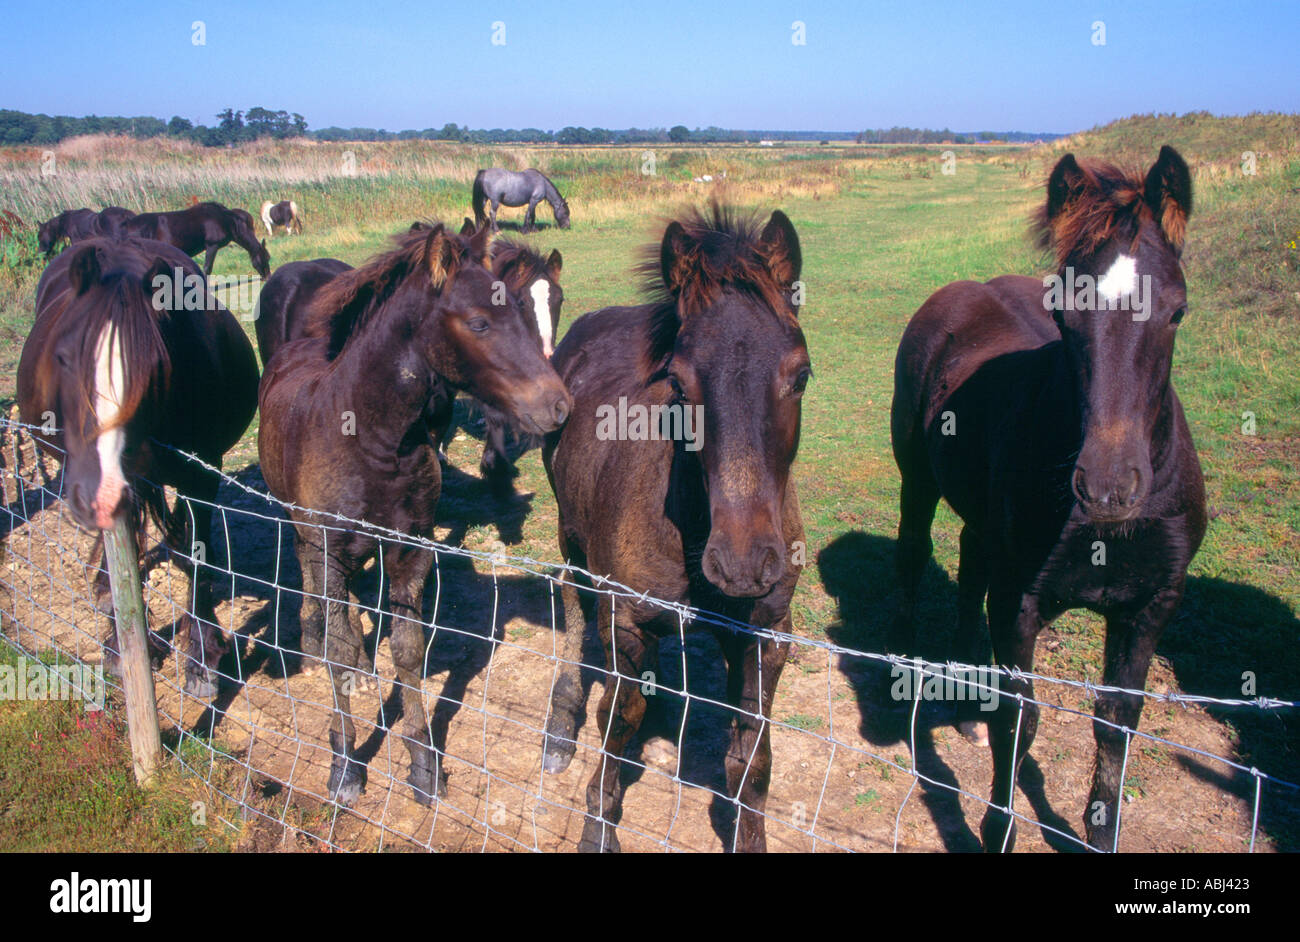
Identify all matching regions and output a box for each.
[0,107,307,146]
[0,108,1058,148]
[855,126,1059,144]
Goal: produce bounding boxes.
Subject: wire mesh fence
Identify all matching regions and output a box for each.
[1,413,1296,852]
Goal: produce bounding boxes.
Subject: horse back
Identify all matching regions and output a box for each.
[254,258,351,367]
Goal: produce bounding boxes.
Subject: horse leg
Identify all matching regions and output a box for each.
[979,582,1044,852]
[580,605,652,853]
[479,412,516,500]
[170,490,227,698]
[383,543,443,805]
[202,245,218,277]
[891,468,940,656]
[955,524,991,744]
[1085,586,1182,850]
[542,535,589,774]
[319,554,366,806]
[720,626,791,852]
[522,199,539,233]
[489,199,499,232]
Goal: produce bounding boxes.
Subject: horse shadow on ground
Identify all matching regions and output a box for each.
[183,457,737,845]
[187,456,542,758]
[486,221,560,234]
[818,529,1300,853]
[820,530,1084,853]
[1160,576,1300,852]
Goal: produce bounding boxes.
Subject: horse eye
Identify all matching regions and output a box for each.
[791,367,812,396]
[469,317,490,333]
[667,374,687,400]
[1170,307,1186,325]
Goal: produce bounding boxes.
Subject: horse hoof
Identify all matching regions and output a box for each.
[980,810,1018,853]
[407,754,445,806]
[578,819,620,853]
[542,737,576,775]
[185,671,218,699]
[958,720,989,746]
[329,764,365,807]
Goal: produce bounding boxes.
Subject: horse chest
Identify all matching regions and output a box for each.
[1029,518,1184,614]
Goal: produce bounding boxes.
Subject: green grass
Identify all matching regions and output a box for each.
[0,640,235,852]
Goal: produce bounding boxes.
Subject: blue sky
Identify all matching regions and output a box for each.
[2,0,1296,133]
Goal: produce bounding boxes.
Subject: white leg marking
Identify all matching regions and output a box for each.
[92,323,127,528]
[529,279,553,356]
[1097,253,1137,304]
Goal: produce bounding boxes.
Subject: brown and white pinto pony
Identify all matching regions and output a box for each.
[261,200,303,237]
[891,146,1204,851]
[16,237,260,696]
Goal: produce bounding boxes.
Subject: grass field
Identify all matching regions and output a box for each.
[1,112,1297,850]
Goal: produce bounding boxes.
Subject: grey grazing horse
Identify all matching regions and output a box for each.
[473,168,570,232]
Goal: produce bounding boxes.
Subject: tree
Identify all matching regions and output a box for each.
[668,125,690,142]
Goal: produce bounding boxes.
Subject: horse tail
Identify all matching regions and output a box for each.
[290,201,303,234]
[472,170,488,226]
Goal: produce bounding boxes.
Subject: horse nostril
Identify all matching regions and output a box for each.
[704,547,730,585]
[1072,468,1091,504]
[758,546,781,588]
[552,397,570,426]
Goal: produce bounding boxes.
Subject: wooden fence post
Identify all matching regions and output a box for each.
[103,513,162,786]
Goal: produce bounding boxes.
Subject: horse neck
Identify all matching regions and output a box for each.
[540,175,561,203]
[328,295,437,432]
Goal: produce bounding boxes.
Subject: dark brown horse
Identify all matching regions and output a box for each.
[252,257,351,367]
[428,225,565,496]
[541,203,810,852]
[255,222,565,497]
[16,237,260,696]
[890,146,1204,851]
[37,206,136,257]
[257,222,571,807]
[122,201,270,279]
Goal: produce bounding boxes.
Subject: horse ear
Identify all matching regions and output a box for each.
[423,223,458,287]
[1144,144,1192,255]
[659,221,692,293]
[1045,153,1089,223]
[759,210,801,285]
[468,219,493,261]
[546,249,562,279]
[141,257,176,313]
[459,217,476,237]
[67,244,103,296]
[409,221,428,233]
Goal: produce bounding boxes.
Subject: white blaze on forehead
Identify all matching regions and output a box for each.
[92,323,127,527]
[529,279,553,356]
[1097,253,1138,303]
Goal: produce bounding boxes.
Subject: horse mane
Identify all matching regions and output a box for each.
[303,223,481,359]
[491,238,552,292]
[38,242,173,434]
[1033,158,1155,267]
[637,202,799,374]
